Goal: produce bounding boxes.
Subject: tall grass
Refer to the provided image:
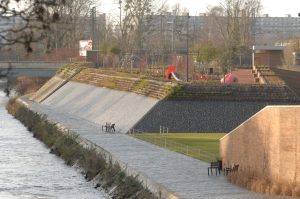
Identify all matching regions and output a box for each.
[6,99,156,199]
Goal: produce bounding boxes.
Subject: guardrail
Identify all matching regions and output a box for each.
[129,130,218,162]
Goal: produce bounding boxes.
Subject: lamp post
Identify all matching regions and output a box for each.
[91,6,96,50]
[119,0,122,56]
[167,21,174,53]
[186,12,190,82]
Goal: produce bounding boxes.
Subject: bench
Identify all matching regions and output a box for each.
[102,122,116,133]
[224,163,239,176]
[208,161,222,176]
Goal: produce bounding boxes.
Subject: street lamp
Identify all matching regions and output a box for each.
[167,10,176,53]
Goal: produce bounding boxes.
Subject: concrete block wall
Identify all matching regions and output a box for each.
[220,106,300,184]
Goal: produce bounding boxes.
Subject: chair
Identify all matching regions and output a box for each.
[102,122,111,132]
[208,161,222,176]
[224,163,239,176]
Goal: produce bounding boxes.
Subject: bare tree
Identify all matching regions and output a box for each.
[122,0,155,55]
[206,0,262,66]
[0,0,66,52]
[283,38,300,67]
[44,0,95,51]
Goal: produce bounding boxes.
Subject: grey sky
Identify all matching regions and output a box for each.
[100,0,300,17]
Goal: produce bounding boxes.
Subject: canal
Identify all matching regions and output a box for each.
[0,91,108,199]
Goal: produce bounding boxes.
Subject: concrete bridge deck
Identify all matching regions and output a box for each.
[21,97,288,199]
[0,61,69,69]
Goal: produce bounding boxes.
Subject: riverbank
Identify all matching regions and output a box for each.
[0,92,105,199]
[6,98,157,199]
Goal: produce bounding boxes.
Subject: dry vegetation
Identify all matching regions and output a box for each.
[228,172,300,197]
[15,76,50,95]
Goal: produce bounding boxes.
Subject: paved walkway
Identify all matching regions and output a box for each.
[231,69,255,84]
[22,97,288,199]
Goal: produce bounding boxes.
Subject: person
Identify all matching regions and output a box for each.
[111,124,115,132]
[4,88,10,97]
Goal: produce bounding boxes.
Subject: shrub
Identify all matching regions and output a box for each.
[6,99,157,199]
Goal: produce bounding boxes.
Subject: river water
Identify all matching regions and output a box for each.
[0,92,107,199]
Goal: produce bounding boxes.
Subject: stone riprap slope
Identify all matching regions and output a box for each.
[167,84,299,102]
[41,81,159,133]
[272,67,300,97]
[72,68,173,100]
[133,100,299,133]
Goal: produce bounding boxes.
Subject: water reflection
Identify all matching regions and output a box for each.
[0,92,107,199]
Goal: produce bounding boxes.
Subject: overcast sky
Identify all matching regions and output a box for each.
[99,0,300,17]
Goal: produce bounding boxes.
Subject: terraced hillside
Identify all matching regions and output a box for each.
[30,63,300,133]
[167,83,299,102]
[72,68,174,100]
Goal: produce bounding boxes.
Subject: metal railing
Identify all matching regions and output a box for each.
[159,125,168,134]
[130,130,218,162]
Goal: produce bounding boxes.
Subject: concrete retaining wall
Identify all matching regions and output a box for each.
[29,76,67,102]
[42,81,159,133]
[220,106,300,184]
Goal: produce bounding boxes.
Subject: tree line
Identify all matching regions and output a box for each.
[0,0,263,68]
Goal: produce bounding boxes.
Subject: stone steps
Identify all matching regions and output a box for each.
[71,70,172,100]
[168,84,299,101]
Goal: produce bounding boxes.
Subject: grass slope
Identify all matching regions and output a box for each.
[131,133,226,162]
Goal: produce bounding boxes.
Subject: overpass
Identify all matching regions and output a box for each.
[0,61,70,69]
[0,61,70,77]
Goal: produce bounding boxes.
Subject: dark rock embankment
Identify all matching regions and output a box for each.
[134,100,299,133]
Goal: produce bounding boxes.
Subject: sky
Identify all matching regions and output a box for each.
[99,0,300,17]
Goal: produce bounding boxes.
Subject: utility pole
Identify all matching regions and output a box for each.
[186,12,190,82]
[171,10,175,53]
[251,8,256,68]
[119,0,122,56]
[91,6,96,50]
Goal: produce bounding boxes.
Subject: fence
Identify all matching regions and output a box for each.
[129,131,218,163]
[159,125,168,134]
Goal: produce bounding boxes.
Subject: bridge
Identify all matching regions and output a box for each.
[0,61,70,77]
[0,61,70,69]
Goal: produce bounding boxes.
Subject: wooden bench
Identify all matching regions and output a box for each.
[208,161,222,176]
[224,163,239,176]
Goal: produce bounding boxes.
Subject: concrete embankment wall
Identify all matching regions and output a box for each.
[220,106,300,184]
[29,76,66,102]
[42,81,159,133]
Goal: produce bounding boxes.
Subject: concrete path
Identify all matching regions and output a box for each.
[22,97,288,199]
